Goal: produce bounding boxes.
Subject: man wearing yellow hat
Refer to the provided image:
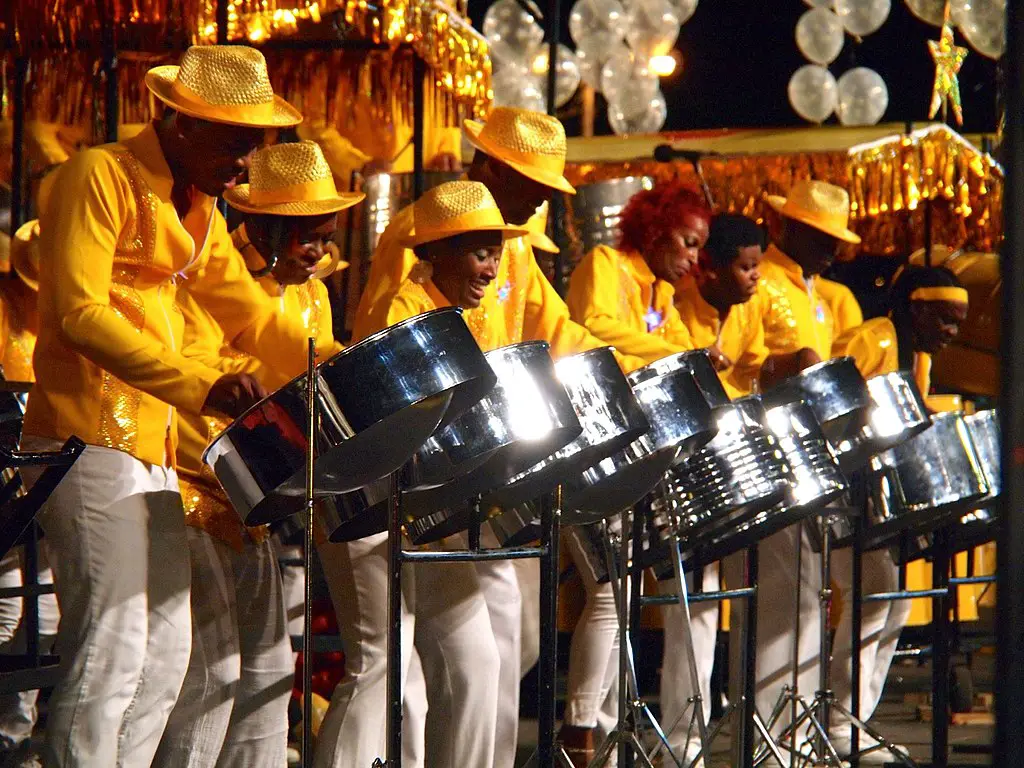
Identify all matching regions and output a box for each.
[20,46,340,767]
[150,140,362,768]
[733,179,864,736]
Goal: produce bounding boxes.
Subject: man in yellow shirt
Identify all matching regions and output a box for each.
[20,47,339,768]
[152,141,362,768]
[748,179,863,735]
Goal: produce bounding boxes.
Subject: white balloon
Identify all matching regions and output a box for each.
[492,67,547,112]
[954,0,1007,59]
[904,0,947,25]
[483,0,546,65]
[672,0,699,24]
[601,45,659,102]
[833,0,891,36]
[609,90,668,134]
[836,66,889,125]
[575,44,604,88]
[626,0,681,57]
[796,8,845,65]
[788,64,839,122]
[531,45,584,107]
[569,0,628,51]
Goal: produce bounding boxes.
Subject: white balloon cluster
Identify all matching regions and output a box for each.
[789,0,891,125]
[905,0,1006,59]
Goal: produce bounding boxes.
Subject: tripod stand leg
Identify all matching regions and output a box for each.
[384,469,403,768]
[538,488,561,768]
[829,702,918,768]
[303,339,317,768]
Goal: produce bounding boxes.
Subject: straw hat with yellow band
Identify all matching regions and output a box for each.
[145,46,303,128]
[401,181,530,249]
[904,284,969,410]
[463,107,577,195]
[767,179,861,244]
[7,221,41,292]
[224,141,364,280]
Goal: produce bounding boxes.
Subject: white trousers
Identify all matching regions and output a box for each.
[270,537,305,656]
[0,545,59,748]
[658,564,719,758]
[153,528,293,768]
[24,438,192,768]
[829,548,911,731]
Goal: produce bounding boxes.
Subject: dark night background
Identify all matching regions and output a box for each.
[465,0,1002,137]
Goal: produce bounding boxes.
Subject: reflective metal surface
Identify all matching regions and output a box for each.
[488,347,648,508]
[571,176,653,254]
[629,349,731,408]
[404,502,477,545]
[834,371,931,471]
[205,308,495,526]
[765,399,847,512]
[764,356,870,445]
[563,364,715,522]
[965,409,1000,502]
[403,341,581,521]
[488,504,542,547]
[319,479,389,542]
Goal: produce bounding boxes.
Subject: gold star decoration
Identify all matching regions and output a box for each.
[928,2,968,125]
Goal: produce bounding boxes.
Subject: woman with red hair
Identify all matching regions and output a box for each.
[560,181,711,765]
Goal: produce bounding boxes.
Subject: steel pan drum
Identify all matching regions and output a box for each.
[834,371,931,472]
[205,308,495,526]
[488,347,649,508]
[637,349,731,408]
[764,357,870,446]
[964,410,1000,503]
[403,341,581,522]
[564,363,715,523]
[489,505,542,547]
[318,478,389,542]
[572,176,653,254]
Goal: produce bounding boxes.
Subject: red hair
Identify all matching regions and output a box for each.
[617,182,711,256]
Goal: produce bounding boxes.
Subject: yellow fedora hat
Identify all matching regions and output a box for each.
[9,221,41,292]
[402,181,531,249]
[463,107,576,195]
[767,179,861,245]
[145,46,303,128]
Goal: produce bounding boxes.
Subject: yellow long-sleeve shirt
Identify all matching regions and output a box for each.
[831,317,899,380]
[758,244,845,360]
[565,246,694,368]
[817,277,864,339]
[674,278,769,398]
[176,246,334,550]
[23,123,341,466]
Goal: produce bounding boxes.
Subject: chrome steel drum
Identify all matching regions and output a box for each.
[636,349,731,408]
[764,357,871,446]
[572,176,653,253]
[964,409,1000,503]
[205,308,495,526]
[860,411,990,549]
[765,400,848,512]
[318,478,389,542]
[488,347,649,508]
[834,371,931,471]
[488,504,542,547]
[403,341,581,521]
[564,363,716,523]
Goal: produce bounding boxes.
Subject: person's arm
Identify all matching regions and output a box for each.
[187,211,342,382]
[562,246,689,365]
[724,302,770,395]
[831,319,897,379]
[41,149,224,414]
[179,287,268,381]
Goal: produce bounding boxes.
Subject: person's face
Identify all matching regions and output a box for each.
[430,231,503,309]
[782,218,840,276]
[709,244,763,306]
[911,299,969,354]
[471,155,551,225]
[647,212,710,284]
[271,213,339,286]
[176,115,264,197]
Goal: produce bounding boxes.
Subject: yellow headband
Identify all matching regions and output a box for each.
[910,286,969,304]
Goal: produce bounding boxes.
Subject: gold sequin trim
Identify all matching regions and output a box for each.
[758,277,800,354]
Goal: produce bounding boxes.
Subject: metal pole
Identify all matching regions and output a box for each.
[996,4,1024,768]
[217,0,229,43]
[931,527,951,768]
[412,55,426,199]
[850,510,865,766]
[104,52,119,144]
[627,505,645,768]
[10,57,28,230]
[386,469,404,767]
[537,486,561,767]
[302,339,317,768]
[545,0,567,296]
[740,546,759,768]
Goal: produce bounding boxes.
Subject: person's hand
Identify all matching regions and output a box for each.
[203,373,269,419]
[426,152,462,172]
[794,346,822,371]
[707,345,732,372]
[360,158,393,176]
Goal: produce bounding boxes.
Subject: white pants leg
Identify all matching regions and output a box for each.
[752,523,821,734]
[659,564,719,758]
[475,526,523,768]
[513,557,540,677]
[153,530,293,768]
[23,438,192,768]
[564,534,620,729]
[415,561,500,767]
[271,536,304,661]
[0,546,59,749]
[401,646,426,768]
[830,548,911,730]
[314,533,416,768]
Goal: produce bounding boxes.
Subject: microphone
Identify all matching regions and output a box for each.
[652,145,720,164]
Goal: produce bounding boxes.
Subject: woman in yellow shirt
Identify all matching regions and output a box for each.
[829,264,968,762]
[565,181,711,366]
[315,182,528,768]
[155,141,363,768]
